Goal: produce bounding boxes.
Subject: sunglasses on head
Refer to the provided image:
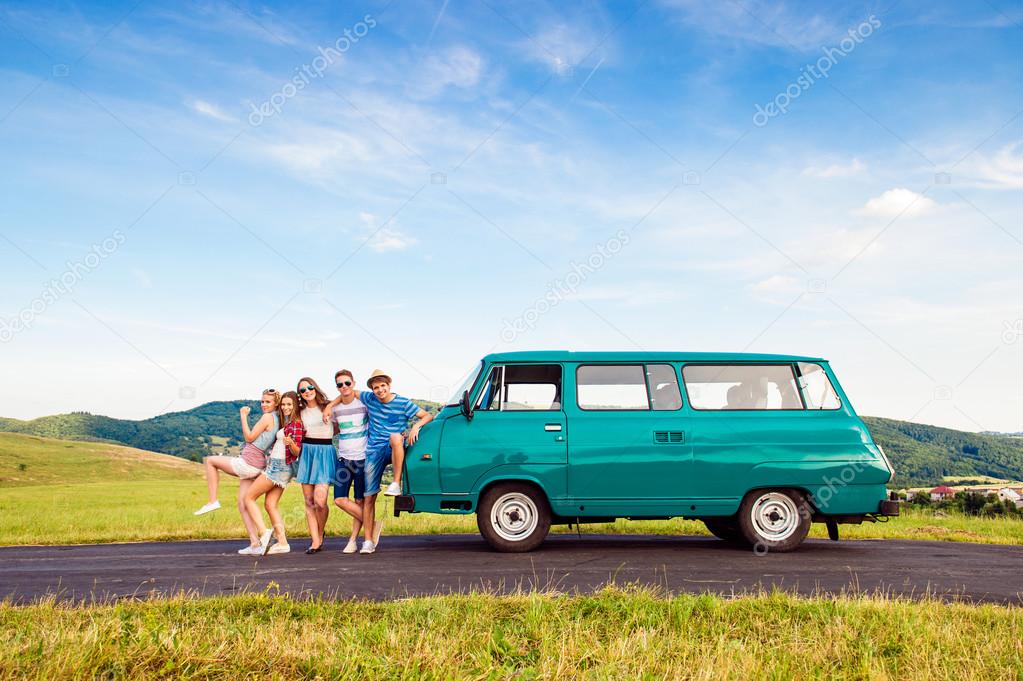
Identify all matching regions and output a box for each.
[299,386,316,393]
[264,388,277,394]
[336,380,353,388]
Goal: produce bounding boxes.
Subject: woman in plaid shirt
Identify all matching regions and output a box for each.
[242,390,305,555]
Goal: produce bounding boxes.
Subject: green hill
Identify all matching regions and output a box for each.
[0,432,201,487]
[0,403,1017,486]
[861,417,1023,486]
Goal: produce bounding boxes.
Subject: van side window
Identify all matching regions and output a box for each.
[477,364,563,411]
[796,362,842,409]
[682,364,803,410]
[577,365,650,410]
[647,364,683,410]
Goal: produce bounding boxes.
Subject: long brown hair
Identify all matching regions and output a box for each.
[278,391,300,427]
[296,377,329,409]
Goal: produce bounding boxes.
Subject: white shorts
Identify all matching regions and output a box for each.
[230,457,263,479]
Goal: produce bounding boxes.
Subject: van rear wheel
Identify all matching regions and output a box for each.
[703,518,747,545]
[477,483,551,553]
[737,489,811,552]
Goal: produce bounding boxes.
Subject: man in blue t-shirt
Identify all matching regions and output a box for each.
[358,368,433,554]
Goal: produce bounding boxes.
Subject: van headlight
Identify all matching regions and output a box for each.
[877,444,894,483]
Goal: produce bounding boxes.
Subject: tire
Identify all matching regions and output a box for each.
[702,518,748,545]
[736,489,812,553]
[476,482,552,552]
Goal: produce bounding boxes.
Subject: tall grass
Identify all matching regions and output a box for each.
[0,587,1020,679]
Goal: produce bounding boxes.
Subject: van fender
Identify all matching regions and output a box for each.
[747,459,889,488]
[471,466,560,507]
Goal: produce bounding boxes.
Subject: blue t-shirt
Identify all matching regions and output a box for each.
[361,391,421,447]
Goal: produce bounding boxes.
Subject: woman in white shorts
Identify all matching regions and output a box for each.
[242,391,305,555]
[194,389,280,555]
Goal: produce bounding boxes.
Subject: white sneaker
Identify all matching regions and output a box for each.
[342,539,359,554]
[372,521,384,547]
[384,481,402,496]
[267,543,291,555]
[259,529,274,555]
[194,501,221,516]
[360,540,376,554]
[237,545,261,556]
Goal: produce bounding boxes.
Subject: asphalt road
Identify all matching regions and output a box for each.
[1,534,1021,605]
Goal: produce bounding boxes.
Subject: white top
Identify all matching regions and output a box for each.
[332,397,368,460]
[269,428,287,460]
[301,406,333,439]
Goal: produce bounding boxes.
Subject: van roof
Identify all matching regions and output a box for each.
[482,351,826,363]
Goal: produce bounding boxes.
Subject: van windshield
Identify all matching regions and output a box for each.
[445,361,484,406]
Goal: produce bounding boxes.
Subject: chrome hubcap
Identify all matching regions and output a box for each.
[490,492,538,542]
[750,492,800,542]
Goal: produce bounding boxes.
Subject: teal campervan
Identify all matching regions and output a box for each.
[395,351,899,552]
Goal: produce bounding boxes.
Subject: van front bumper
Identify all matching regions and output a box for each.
[394,494,415,516]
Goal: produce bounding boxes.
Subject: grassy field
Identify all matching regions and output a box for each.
[1,587,1021,679]
[3,432,1023,546]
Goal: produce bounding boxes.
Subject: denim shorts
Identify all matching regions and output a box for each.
[262,457,297,488]
[363,442,393,497]
[333,457,365,501]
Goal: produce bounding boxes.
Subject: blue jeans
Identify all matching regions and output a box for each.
[363,442,393,496]
[333,457,365,501]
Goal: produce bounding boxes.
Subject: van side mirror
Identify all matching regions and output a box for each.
[460,390,474,421]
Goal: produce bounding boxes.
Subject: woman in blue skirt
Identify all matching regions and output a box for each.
[295,377,336,553]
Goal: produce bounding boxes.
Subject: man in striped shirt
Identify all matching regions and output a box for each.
[357,369,432,553]
[328,369,368,554]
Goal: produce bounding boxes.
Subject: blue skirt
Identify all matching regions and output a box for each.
[296,443,336,485]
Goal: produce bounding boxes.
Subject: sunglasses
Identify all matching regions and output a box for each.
[264,388,277,394]
[336,380,353,388]
[298,386,316,393]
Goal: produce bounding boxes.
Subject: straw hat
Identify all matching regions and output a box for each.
[366,369,392,387]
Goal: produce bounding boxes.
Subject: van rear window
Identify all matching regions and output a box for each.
[797,362,842,409]
[682,364,803,410]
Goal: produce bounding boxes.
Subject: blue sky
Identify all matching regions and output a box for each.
[1,0,1021,430]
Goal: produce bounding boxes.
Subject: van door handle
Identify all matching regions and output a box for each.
[544,423,562,432]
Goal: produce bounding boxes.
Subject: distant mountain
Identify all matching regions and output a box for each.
[0,399,443,462]
[861,417,1023,487]
[0,404,1018,486]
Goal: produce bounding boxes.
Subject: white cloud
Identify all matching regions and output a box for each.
[367,228,417,252]
[190,99,236,122]
[747,274,805,303]
[659,0,852,52]
[968,141,1023,189]
[409,46,483,99]
[802,157,865,178]
[358,212,417,253]
[857,188,937,218]
[525,23,600,74]
[131,268,152,288]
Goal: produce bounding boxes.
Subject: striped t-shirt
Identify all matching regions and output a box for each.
[332,397,368,461]
[361,391,421,448]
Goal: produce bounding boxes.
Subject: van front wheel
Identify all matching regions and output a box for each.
[477,483,551,552]
[737,489,811,552]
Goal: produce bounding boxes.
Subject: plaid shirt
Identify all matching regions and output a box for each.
[283,420,305,465]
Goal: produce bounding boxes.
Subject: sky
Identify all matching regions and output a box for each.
[0,0,1021,431]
